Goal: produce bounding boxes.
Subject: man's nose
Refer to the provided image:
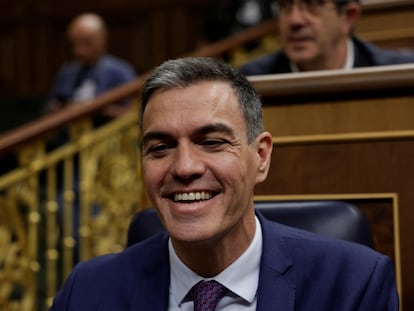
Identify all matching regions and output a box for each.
[286,4,308,25]
[172,144,205,181]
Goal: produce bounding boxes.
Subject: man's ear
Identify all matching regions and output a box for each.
[343,2,361,34]
[255,132,273,185]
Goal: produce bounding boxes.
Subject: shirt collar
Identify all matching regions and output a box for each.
[290,38,354,72]
[169,216,263,306]
[344,38,354,70]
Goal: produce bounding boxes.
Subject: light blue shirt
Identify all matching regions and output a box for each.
[168,216,263,310]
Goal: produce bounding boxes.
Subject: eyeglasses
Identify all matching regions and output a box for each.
[276,0,338,15]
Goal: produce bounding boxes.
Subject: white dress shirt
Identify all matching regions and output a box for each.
[168,216,263,310]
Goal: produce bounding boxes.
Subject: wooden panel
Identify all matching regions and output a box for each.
[0,25,18,96]
[356,1,414,51]
[358,0,414,39]
[0,0,209,99]
[249,64,414,137]
[263,95,414,137]
[0,15,32,97]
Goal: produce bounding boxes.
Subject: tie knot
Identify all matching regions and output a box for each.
[193,280,226,311]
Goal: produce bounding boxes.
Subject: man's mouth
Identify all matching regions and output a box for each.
[173,191,214,202]
[290,36,310,43]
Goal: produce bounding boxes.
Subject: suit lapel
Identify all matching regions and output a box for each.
[126,214,297,311]
[256,212,296,311]
[130,234,171,311]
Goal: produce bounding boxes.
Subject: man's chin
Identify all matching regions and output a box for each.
[171,229,216,245]
[287,52,319,70]
[285,42,316,58]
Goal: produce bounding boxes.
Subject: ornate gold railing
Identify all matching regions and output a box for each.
[0,82,146,310]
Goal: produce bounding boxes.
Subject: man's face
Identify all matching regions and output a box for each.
[68,23,105,65]
[142,81,269,245]
[278,0,352,70]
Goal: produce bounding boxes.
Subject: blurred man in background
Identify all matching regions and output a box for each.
[46,13,136,115]
[240,0,414,75]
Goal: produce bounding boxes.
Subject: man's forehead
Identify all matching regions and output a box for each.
[69,16,105,38]
[145,81,237,109]
[145,85,240,122]
[142,83,245,133]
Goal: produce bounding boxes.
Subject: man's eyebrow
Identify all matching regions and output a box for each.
[142,132,172,146]
[142,123,235,145]
[194,123,235,138]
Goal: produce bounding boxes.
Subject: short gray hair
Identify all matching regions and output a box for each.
[141,57,264,143]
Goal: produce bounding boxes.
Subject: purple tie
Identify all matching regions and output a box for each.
[193,280,226,311]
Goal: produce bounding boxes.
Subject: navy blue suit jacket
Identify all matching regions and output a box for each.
[50,212,399,310]
[48,54,136,104]
[240,36,414,75]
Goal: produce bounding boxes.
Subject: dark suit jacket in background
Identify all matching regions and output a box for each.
[49,212,399,311]
[239,36,414,75]
[47,54,136,104]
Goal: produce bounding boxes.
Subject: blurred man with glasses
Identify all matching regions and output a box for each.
[240,0,414,74]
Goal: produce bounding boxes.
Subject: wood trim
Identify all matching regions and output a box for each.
[0,77,146,156]
[272,130,414,145]
[362,0,414,11]
[188,19,278,59]
[249,64,414,99]
[360,28,414,44]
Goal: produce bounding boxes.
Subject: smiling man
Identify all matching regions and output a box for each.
[140,67,271,280]
[50,57,399,310]
[240,0,414,74]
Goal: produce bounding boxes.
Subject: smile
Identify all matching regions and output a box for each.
[173,191,214,202]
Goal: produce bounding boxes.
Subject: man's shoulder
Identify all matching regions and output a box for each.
[239,50,291,75]
[260,213,384,267]
[353,36,414,67]
[100,54,135,72]
[50,233,169,310]
[95,54,136,87]
[75,232,168,277]
[281,222,380,263]
[55,61,80,77]
[260,213,394,284]
[259,214,398,310]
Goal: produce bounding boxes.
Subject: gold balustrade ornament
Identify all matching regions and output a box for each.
[0,107,145,311]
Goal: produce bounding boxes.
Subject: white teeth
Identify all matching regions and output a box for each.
[174,192,212,202]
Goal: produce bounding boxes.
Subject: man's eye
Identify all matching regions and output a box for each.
[147,143,170,156]
[201,139,227,149]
